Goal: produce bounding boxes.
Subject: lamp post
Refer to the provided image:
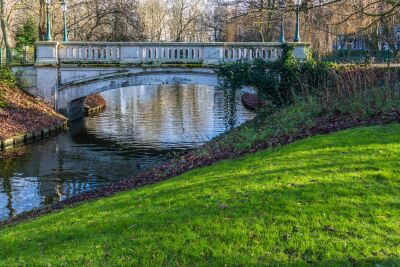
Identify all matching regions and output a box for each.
[279,0,286,43]
[45,0,52,41]
[294,0,302,42]
[61,0,68,42]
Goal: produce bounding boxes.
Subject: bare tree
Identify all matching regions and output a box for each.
[168,0,205,41]
[139,0,168,41]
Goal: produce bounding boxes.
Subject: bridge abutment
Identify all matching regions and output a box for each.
[37,67,58,108]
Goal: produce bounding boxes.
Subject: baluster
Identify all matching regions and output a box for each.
[89,46,93,60]
[93,47,98,60]
[100,47,104,61]
[108,47,112,61]
[104,47,109,61]
[157,47,161,61]
[193,48,197,60]
[111,47,116,61]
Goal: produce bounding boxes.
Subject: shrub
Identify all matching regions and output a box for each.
[0,66,19,108]
[217,44,400,111]
[15,18,37,53]
[0,66,16,87]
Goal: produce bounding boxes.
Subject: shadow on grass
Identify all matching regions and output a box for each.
[0,124,400,265]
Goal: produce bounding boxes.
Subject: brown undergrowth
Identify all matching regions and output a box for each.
[0,83,66,140]
[84,94,107,110]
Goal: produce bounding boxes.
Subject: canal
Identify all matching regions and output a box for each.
[0,84,255,221]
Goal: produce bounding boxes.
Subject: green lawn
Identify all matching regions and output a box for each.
[1,124,400,266]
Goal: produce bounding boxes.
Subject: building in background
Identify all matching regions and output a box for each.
[334,26,400,52]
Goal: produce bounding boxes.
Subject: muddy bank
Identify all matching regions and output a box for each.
[0,84,67,142]
[1,109,399,228]
[84,94,107,115]
[241,92,266,111]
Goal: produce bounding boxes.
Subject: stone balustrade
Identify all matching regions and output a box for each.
[36,41,309,66]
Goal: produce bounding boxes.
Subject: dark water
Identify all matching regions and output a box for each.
[0,84,254,221]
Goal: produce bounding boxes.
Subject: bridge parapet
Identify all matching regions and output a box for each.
[35,41,309,66]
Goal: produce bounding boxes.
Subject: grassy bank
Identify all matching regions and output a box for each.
[0,67,66,140]
[211,46,400,154]
[1,124,399,265]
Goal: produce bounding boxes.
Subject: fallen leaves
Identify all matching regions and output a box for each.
[84,94,107,109]
[0,84,66,140]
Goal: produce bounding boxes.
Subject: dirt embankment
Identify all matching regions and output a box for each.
[0,84,67,140]
[84,94,106,115]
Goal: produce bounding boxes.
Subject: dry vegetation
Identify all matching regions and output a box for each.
[84,94,106,110]
[0,83,66,140]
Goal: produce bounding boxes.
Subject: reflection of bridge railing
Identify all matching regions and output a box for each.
[36,41,309,66]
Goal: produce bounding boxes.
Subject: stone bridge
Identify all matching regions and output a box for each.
[18,41,309,119]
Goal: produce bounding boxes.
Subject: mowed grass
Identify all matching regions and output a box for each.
[1,124,400,266]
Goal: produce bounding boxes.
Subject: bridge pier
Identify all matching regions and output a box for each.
[34,41,60,108]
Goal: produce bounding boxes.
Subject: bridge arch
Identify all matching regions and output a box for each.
[57,68,221,119]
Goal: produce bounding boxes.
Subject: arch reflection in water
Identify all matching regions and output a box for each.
[0,84,255,221]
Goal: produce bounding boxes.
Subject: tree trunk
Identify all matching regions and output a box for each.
[39,0,46,41]
[0,0,12,63]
